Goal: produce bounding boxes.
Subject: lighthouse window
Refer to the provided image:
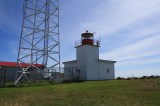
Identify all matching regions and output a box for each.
[107,68,109,73]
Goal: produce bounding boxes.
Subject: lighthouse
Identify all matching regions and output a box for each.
[63,31,116,81]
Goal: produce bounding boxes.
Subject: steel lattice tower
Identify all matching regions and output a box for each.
[15,0,60,84]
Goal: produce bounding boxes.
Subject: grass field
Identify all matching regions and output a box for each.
[0,79,160,106]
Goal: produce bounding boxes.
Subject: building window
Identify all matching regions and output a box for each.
[107,68,109,73]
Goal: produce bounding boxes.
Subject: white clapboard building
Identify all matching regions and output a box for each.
[63,31,116,81]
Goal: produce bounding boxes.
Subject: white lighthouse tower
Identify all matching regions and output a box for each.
[63,31,116,81]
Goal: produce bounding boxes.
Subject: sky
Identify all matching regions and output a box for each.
[0,0,160,78]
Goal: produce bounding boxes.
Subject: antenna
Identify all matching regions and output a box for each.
[99,35,101,42]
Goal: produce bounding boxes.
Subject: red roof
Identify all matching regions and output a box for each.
[81,32,93,37]
[0,61,44,68]
[81,31,94,37]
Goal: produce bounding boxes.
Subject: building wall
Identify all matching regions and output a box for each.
[63,62,77,80]
[1,67,44,82]
[63,44,116,81]
[76,45,87,80]
[76,45,99,80]
[63,61,115,81]
[0,67,5,86]
[86,45,99,80]
[5,67,16,81]
[98,62,115,80]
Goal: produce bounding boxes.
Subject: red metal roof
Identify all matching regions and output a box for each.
[0,61,44,68]
[81,32,93,37]
[81,30,94,37]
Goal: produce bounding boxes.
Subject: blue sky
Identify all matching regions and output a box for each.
[0,0,160,77]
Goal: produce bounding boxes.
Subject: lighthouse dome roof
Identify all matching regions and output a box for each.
[81,30,93,37]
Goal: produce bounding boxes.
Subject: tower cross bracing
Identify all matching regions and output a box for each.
[15,0,60,84]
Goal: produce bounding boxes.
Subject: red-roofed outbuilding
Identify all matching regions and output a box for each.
[0,61,44,82]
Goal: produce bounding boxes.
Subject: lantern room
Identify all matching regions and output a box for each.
[75,30,100,47]
[81,30,94,45]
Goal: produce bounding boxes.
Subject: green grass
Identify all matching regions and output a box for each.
[0,79,160,106]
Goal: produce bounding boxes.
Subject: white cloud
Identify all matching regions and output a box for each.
[100,34,160,61]
[81,0,160,36]
[124,23,160,41]
[118,57,160,67]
